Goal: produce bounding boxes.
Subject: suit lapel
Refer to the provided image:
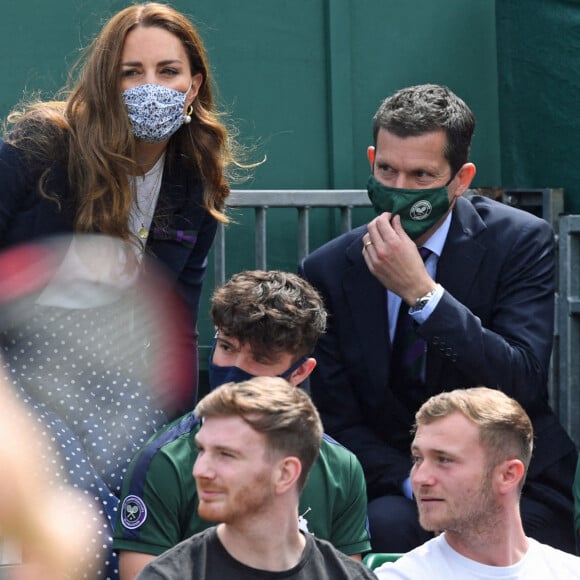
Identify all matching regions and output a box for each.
[343,233,391,396]
[437,196,487,302]
[427,196,487,383]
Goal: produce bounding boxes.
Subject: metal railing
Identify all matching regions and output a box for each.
[214,189,372,285]
[210,187,577,446]
[215,188,565,282]
[558,215,580,446]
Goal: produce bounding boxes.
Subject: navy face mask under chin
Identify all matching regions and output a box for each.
[207,338,308,390]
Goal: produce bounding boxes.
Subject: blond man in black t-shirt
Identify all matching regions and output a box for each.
[136,378,376,580]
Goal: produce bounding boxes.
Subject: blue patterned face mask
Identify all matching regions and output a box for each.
[123,83,190,143]
[208,338,308,390]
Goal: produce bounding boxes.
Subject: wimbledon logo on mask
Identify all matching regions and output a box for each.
[410,200,432,221]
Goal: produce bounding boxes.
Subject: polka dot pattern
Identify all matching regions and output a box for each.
[2,303,169,579]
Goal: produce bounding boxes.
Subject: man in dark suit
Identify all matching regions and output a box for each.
[300,84,578,554]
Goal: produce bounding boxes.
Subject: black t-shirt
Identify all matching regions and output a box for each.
[136,527,376,579]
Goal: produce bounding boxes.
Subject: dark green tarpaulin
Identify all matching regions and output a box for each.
[497,0,580,213]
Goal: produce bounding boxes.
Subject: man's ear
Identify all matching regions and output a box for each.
[273,456,302,495]
[367,146,376,170]
[287,358,316,387]
[452,162,476,198]
[495,459,525,495]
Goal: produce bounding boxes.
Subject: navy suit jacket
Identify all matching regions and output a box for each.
[301,194,577,500]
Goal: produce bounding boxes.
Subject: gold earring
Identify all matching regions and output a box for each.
[183,104,193,125]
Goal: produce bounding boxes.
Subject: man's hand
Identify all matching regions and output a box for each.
[362,213,436,305]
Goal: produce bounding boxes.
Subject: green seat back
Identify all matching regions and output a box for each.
[363,552,404,570]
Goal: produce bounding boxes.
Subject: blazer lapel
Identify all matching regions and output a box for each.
[343,233,391,397]
[437,196,487,302]
[146,162,200,285]
[427,195,487,382]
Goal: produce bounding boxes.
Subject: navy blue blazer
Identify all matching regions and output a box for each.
[0,140,218,404]
[0,140,217,321]
[301,194,577,499]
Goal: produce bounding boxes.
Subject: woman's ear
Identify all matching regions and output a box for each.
[187,73,204,106]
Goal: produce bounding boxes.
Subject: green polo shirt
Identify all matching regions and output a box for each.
[113,412,370,557]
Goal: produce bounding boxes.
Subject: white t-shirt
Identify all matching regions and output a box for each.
[374,534,580,579]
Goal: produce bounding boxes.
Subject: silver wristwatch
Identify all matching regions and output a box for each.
[410,287,438,313]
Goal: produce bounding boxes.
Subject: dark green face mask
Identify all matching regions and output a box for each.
[366,175,451,240]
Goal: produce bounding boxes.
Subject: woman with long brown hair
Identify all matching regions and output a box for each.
[0,4,247,578]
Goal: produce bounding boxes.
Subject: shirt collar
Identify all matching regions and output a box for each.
[421,211,451,257]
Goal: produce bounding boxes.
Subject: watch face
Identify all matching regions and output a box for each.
[412,287,437,312]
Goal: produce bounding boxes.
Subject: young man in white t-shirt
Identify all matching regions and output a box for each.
[376,387,579,579]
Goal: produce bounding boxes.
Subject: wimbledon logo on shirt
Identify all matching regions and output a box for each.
[121,495,148,529]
